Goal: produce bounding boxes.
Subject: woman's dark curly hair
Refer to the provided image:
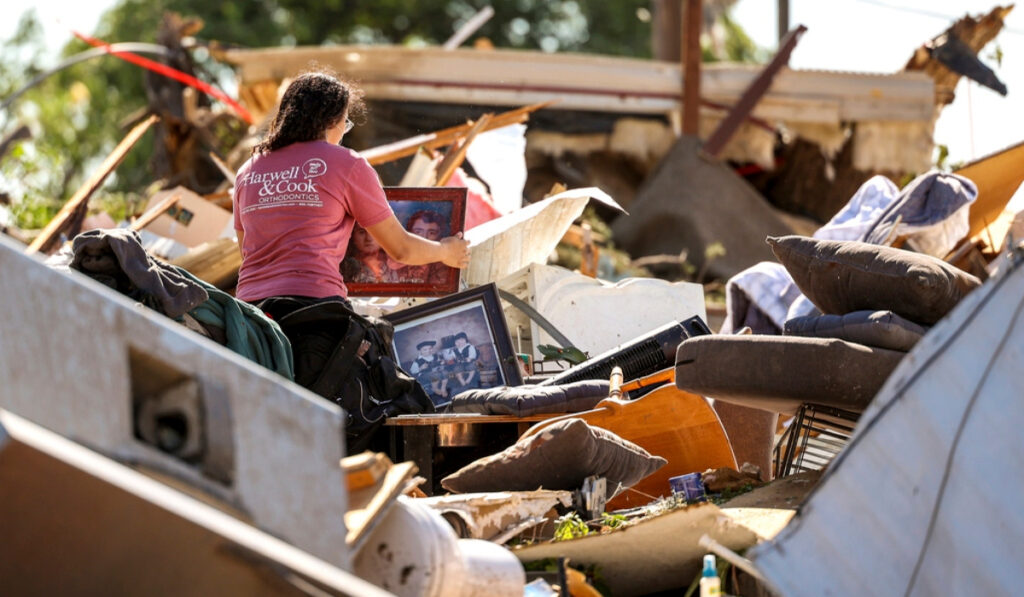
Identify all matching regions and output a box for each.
[254,69,365,155]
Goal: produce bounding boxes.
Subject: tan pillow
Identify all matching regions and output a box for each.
[675,335,905,415]
[440,418,666,499]
[767,235,981,325]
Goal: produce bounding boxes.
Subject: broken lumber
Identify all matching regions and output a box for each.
[130,193,180,232]
[434,113,493,186]
[362,101,553,165]
[904,5,1014,106]
[26,114,159,255]
[703,24,807,158]
[171,237,241,290]
[342,451,391,492]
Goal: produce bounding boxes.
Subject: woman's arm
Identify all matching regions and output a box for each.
[365,214,470,268]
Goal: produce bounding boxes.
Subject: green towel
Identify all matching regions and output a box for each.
[177,267,294,380]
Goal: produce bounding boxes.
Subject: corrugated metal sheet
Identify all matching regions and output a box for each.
[751,246,1024,595]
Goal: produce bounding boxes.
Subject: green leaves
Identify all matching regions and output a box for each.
[537,344,589,366]
[553,512,590,541]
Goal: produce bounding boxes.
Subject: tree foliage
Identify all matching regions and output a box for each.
[1,1,760,230]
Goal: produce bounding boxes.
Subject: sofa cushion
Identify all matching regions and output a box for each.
[675,334,906,415]
[767,235,980,325]
[440,418,666,498]
[784,310,928,352]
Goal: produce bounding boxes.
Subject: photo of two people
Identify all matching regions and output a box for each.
[391,300,507,407]
[406,331,484,405]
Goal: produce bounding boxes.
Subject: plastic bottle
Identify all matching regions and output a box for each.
[699,554,721,597]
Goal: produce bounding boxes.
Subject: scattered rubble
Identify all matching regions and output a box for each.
[1,3,1022,596]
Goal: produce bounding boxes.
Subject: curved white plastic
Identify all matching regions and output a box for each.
[354,496,524,597]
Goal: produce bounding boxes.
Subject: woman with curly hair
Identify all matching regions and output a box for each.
[232,70,469,304]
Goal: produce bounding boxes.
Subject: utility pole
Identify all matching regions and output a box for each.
[681,0,702,136]
[778,0,790,45]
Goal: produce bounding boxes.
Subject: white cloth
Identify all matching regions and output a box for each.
[724,262,804,333]
[727,176,899,332]
[814,175,899,242]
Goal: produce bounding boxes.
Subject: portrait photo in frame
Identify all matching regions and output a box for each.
[384,283,522,407]
[342,186,467,297]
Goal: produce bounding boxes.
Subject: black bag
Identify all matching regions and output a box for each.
[258,297,435,452]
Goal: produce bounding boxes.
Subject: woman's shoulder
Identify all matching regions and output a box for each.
[308,142,363,162]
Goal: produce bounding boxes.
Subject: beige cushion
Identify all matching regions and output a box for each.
[440,418,666,498]
[675,335,906,415]
[767,235,981,325]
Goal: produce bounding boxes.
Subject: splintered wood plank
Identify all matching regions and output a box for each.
[434,112,492,186]
[27,114,159,255]
[130,193,180,231]
[345,460,417,549]
[362,101,552,165]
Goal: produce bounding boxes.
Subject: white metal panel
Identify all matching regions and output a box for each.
[0,234,352,569]
[463,186,621,287]
[751,249,1024,596]
[527,264,706,359]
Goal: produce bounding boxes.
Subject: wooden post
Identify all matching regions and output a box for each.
[651,0,682,61]
[778,0,790,45]
[681,0,702,136]
[26,114,159,255]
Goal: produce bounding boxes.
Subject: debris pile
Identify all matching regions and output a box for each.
[1,3,1022,596]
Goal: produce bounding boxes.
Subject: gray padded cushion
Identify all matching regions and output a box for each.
[675,335,906,415]
[784,310,928,352]
[767,235,981,325]
[444,380,610,416]
[440,418,666,499]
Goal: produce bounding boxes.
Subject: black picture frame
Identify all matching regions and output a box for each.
[384,283,522,407]
[342,186,467,297]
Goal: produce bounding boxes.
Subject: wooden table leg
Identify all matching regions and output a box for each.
[402,426,435,496]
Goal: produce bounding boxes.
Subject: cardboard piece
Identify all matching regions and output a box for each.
[143,186,233,248]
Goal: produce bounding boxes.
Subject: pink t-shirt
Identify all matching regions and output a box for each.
[233,141,392,301]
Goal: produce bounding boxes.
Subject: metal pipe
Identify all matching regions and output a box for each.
[1,43,170,114]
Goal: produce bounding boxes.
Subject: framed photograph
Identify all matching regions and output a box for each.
[384,283,523,407]
[342,186,467,297]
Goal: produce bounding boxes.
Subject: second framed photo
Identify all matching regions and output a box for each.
[384,283,523,408]
[342,186,467,297]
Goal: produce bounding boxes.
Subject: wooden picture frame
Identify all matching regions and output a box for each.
[342,186,467,297]
[384,283,523,407]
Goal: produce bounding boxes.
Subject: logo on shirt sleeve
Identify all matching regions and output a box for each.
[302,158,328,178]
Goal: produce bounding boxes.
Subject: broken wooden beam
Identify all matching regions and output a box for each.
[26,114,159,255]
[434,113,493,186]
[362,101,553,165]
[904,5,1014,106]
[130,192,180,232]
[703,24,807,158]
